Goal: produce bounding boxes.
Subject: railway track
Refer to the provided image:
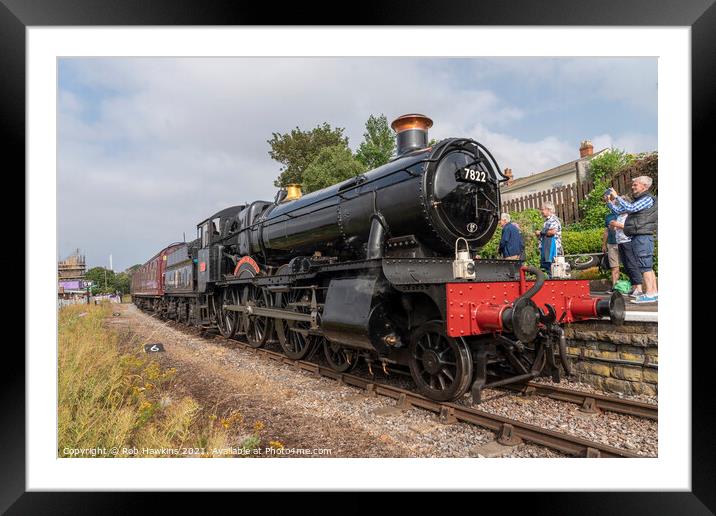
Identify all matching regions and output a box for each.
[146,316,652,459]
[512,381,658,420]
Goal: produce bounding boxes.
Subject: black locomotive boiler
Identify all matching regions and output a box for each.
[132,114,625,403]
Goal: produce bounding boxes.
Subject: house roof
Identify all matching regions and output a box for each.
[501,148,608,192]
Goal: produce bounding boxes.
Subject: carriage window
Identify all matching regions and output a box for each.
[212,218,221,236]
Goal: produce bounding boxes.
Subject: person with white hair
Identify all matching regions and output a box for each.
[607,175,658,303]
[534,201,563,278]
[498,213,524,261]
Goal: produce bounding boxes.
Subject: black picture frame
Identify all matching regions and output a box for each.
[5,0,712,512]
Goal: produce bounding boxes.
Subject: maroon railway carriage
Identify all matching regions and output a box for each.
[130,243,184,311]
[131,114,624,404]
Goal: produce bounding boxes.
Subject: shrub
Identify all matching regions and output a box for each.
[562,228,603,254]
[620,152,658,195]
[572,148,634,230]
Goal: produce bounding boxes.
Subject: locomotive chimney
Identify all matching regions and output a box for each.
[391,114,433,157]
[579,140,594,158]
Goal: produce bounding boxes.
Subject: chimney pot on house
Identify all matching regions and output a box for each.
[503,168,513,186]
[579,140,594,158]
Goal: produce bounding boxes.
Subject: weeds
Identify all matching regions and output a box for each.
[57,304,273,457]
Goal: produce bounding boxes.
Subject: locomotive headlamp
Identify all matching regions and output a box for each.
[391,113,433,157]
[453,237,476,280]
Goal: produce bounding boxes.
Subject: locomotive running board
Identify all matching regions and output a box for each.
[223,304,313,323]
[382,257,522,285]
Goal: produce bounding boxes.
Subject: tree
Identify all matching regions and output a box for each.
[356,114,395,169]
[85,266,116,294]
[268,123,349,187]
[302,145,367,194]
[113,272,132,295]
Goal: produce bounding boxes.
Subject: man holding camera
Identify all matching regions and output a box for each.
[606,176,658,303]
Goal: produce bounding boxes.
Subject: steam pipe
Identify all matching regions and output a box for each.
[503,266,546,329]
[519,265,546,301]
[556,326,572,375]
[367,215,387,260]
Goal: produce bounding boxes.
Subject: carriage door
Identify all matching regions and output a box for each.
[197,221,210,293]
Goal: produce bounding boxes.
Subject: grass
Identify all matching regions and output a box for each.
[57,303,270,457]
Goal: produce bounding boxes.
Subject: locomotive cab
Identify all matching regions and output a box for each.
[196,204,247,292]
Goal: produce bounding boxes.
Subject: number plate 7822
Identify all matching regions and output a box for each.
[456,167,487,183]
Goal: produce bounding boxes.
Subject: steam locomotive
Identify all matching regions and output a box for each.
[131,114,625,403]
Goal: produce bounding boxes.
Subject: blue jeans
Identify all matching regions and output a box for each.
[618,241,643,286]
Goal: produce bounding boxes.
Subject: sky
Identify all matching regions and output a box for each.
[58,57,657,272]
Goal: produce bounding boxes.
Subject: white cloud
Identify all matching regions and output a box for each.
[58,57,656,270]
[470,57,657,114]
[467,125,576,178]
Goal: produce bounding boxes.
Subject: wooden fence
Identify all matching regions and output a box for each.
[500,161,657,225]
[501,181,593,225]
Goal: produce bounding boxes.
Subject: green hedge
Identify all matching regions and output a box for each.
[562,228,603,254]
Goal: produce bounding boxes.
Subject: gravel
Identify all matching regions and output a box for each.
[464,390,657,456]
[111,304,658,458]
[531,376,658,405]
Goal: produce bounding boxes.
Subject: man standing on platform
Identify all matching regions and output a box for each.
[534,201,563,278]
[498,213,525,262]
[607,175,658,303]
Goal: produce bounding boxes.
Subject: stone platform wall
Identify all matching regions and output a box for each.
[563,320,658,396]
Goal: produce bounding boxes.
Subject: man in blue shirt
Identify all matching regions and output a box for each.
[498,213,524,262]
